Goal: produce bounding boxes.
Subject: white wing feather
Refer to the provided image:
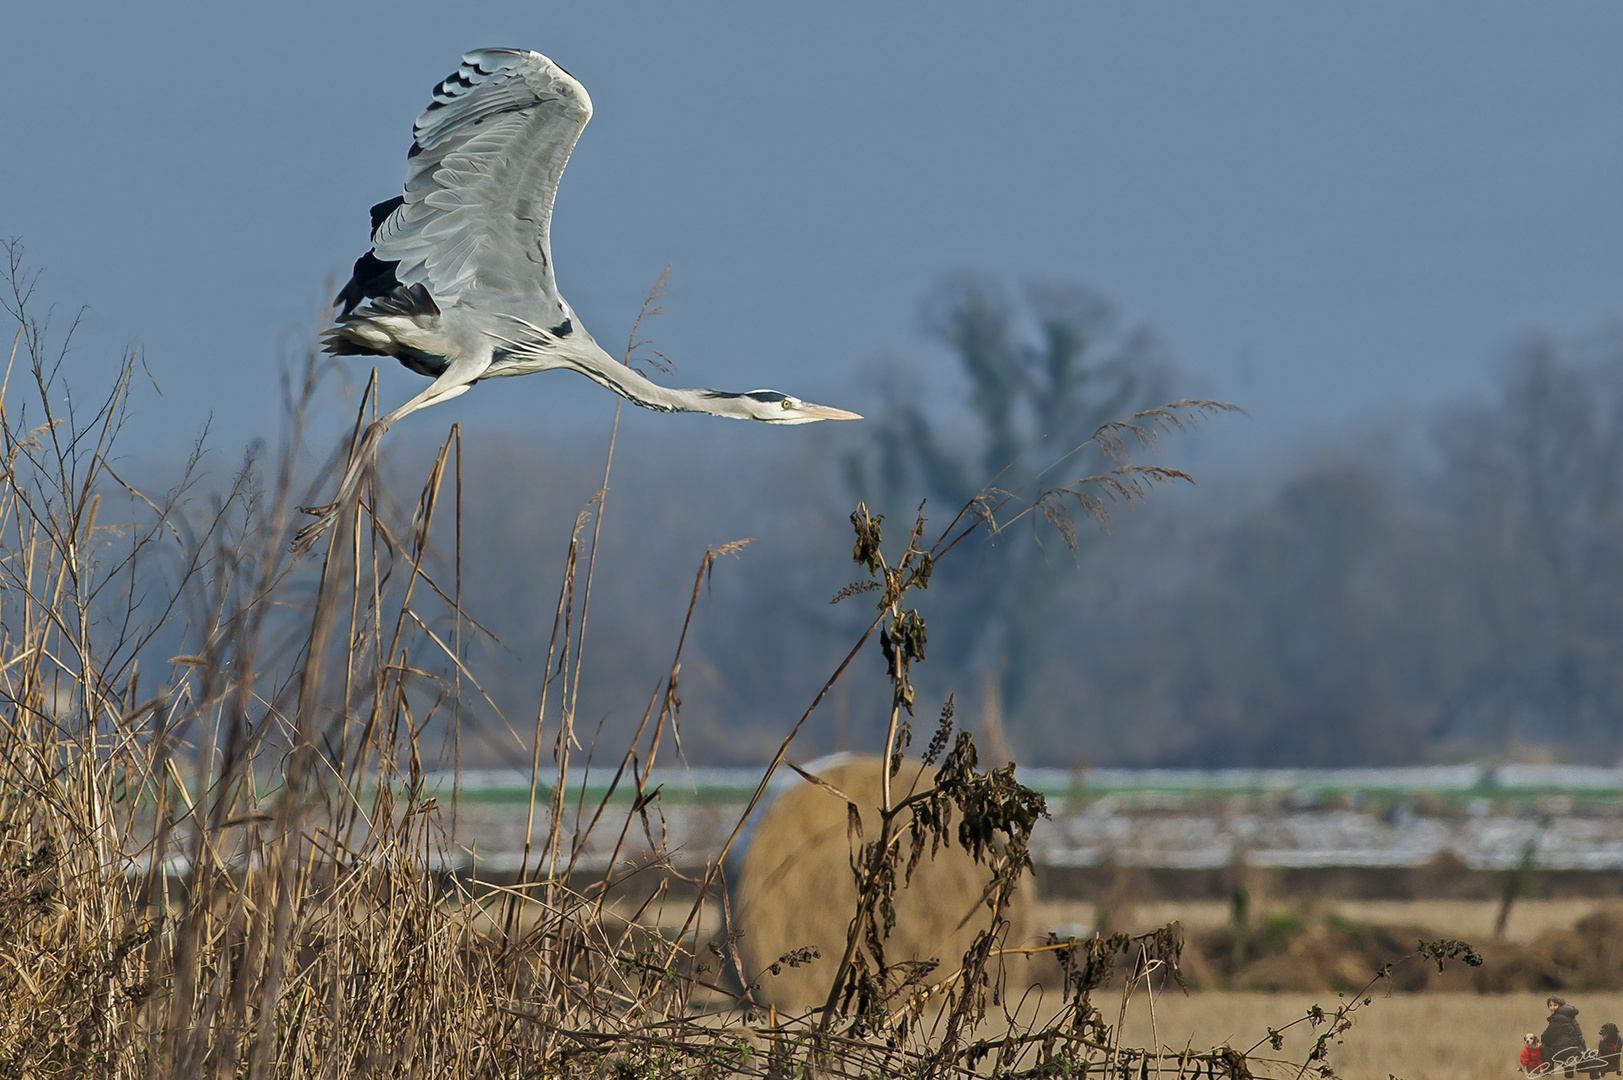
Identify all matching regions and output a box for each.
[372,49,592,325]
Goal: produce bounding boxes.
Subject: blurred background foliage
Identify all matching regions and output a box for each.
[104,274,1623,771]
[845,276,1172,761]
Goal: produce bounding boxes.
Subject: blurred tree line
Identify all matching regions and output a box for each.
[365,284,1623,769]
[843,276,1173,762]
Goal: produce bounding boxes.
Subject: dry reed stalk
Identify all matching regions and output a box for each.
[0,244,1475,1079]
[735,755,1036,1013]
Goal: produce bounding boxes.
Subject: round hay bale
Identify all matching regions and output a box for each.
[733,755,1032,1012]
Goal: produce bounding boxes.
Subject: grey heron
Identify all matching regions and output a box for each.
[296,48,861,552]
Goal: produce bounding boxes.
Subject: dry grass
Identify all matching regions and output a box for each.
[735,755,1036,1011]
[1036,898,1622,944]
[0,250,759,1077]
[1114,991,1623,1080]
[1330,900,1617,945]
[0,246,1445,1078]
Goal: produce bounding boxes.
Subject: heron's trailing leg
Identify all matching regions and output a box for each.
[290,372,476,553]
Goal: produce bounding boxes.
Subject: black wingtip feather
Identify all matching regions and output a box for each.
[334,251,404,315]
[364,282,439,318]
[369,196,404,235]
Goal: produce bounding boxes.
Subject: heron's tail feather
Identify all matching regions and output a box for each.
[366,283,440,319]
[320,327,385,357]
[322,283,451,377]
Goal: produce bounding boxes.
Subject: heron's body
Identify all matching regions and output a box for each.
[296,48,858,551]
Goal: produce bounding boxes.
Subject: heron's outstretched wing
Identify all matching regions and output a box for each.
[370,48,591,328]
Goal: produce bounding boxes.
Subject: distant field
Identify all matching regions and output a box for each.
[1035,897,1618,944]
[431,764,1623,807]
[1107,991,1623,1080]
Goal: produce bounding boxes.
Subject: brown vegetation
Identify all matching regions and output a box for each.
[0,247,1478,1078]
[1115,992,1623,1080]
[1043,896,1623,946]
[1022,900,1623,995]
[1177,903,1623,993]
[734,755,1035,1011]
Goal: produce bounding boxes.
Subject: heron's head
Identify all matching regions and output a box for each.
[708,389,863,424]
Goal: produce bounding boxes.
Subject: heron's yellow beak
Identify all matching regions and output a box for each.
[801,403,864,421]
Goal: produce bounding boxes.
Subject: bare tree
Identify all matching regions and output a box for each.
[847,275,1172,760]
[1429,333,1623,754]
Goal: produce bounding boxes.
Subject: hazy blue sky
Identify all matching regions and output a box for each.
[5,3,1622,473]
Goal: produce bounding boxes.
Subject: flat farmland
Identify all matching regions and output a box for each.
[1106,991,1623,1080]
[1034,898,1621,943]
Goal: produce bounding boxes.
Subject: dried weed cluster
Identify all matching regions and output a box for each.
[0,246,1475,1078]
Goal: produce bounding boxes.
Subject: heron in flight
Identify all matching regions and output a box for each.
[296,48,861,551]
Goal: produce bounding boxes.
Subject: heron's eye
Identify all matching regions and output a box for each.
[782,398,796,410]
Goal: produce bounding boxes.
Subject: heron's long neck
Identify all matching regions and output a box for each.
[567,346,736,417]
